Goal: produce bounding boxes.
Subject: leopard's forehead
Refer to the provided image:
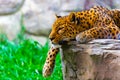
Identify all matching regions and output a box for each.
[52,17,69,29]
[53,17,68,25]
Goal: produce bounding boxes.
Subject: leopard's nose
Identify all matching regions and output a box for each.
[49,37,55,41]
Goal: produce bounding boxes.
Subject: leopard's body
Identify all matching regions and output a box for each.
[43,6,120,77]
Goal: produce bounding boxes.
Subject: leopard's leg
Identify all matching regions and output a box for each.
[76,26,120,43]
[43,45,60,77]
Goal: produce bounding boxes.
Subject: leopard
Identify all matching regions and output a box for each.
[43,6,120,77]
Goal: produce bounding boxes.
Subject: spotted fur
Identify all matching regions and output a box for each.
[43,6,120,77]
[43,47,59,77]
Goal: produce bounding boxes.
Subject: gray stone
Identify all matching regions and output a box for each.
[26,34,47,46]
[0,0,24,15]
[61,39,120,80]
[21,0,56,36]
[0,12,21,40]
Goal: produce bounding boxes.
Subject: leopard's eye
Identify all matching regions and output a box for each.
[58,27,65,34]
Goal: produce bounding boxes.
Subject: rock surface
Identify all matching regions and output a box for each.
[0,0,24,15]
[26,34,47,46]
[0,13,21,40]
[61,39,120,80]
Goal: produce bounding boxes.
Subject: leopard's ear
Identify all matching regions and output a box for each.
[69,12,80,25]
[55,14,61,18]
[69,12,76,22]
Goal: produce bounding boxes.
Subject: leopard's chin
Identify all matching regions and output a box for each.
[51,44,61,48]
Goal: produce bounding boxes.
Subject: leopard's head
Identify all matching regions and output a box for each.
[49,13,81,45]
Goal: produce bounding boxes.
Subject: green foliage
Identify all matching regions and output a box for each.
[0,34,63,80]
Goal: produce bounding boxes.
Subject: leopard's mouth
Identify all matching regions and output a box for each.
[58,39,76,45]
[58,40,68,45]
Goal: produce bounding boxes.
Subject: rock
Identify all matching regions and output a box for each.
[23,10,55,36]
[0,12,21,40]
[0,0,24,15]
[0,0,24,40]
[60,0,84,12]
[26,34,47,46]
[113,0,120,9]
[21,0,57,36]
[61,39,120,80]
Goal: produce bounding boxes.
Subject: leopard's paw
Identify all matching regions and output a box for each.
[76,32,94,43]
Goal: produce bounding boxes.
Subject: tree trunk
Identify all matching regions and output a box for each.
[60,39,120,80]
